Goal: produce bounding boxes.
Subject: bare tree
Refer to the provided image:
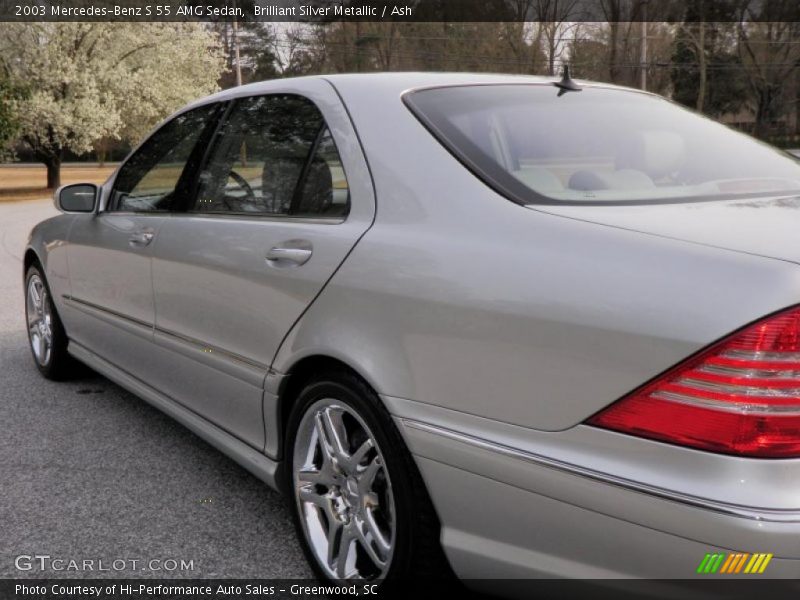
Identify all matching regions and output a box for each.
[599,0,650,85]
[737,9,800,137]
[533,0,582,75]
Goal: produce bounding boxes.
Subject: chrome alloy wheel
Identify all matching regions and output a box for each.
[292,399,396,580]
[26,274,53,367]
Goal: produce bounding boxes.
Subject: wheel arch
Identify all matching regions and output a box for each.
[23,248,42,277]
[272,351,453,581]
[274,353,387,462]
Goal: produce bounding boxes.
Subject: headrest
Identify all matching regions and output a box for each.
[488,114,518,171]
[569,168,655,191]
[262,157,303,213]
[616,130,685,179]
[295,157,333,214]
[513,167,564,193]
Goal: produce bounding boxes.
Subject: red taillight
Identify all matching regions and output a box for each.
[587,306,800,458]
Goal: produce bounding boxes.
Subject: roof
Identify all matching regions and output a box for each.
[223,72,556,99]
[179,71,647,122]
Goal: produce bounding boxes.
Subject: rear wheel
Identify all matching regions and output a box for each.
[25,265,73,380]
[285,370,451,584]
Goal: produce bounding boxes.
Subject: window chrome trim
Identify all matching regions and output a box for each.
[96,211,171,218]
[100,210,346,225]
[401,418,800,523]
[179,211,346,225]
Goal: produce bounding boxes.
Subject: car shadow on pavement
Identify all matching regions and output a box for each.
[0,332,311,579]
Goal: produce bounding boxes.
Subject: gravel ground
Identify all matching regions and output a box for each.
[0,199,311,579]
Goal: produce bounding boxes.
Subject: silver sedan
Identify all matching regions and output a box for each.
[24,73,800,588]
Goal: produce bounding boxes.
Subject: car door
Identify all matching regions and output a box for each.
[64,104,221,379]
[148,81,375,450]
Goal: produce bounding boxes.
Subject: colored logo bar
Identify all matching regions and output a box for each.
[696,552,773,574]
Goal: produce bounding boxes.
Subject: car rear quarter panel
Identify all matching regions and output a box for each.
[273,80,800,573]
[274,78,800,433]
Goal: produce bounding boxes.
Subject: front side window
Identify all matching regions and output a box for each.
[405,85,800,205]
[110,104,219,212]
[194,94,349,218]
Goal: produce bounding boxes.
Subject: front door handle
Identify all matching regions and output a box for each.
[266,240,313,267]
[129,230,155,247]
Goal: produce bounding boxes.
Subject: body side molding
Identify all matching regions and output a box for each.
[401,418,800,523]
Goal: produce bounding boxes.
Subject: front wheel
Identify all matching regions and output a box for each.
[285,370,451,584]
[25,265,73,380]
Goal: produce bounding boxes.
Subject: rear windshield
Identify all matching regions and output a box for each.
[405,84,800,205]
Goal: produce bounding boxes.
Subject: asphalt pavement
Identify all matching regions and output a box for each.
[0,199,311,579]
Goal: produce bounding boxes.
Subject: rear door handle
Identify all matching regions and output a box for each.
[266,240,313,267]
[129,230,155,247]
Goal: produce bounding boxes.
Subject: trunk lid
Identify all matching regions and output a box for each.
[531,194,800,264]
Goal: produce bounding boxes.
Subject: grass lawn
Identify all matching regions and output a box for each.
[0,164,118,202]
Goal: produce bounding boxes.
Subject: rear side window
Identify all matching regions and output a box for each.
[405,84,800,205]
[193,94,349,219]
[294,127,350,218]
[111,104,219,212]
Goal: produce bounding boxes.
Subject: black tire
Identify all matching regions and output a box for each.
[24,264,75,380]
[284,369,453,586]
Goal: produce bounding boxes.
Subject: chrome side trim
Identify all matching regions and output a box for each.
[63,294,268,376]
[63,295,152,331]
[152,329,266,390]
[401,419,800,523]
[68,340,280,490]
[154,326,268,371]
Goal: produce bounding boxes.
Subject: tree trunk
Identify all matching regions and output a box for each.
[754,91,772,140]
[44,153,61,190]
[531,23,543,74]
[355,21,362,73]
[696,21,707,112]
[608,21,620,83]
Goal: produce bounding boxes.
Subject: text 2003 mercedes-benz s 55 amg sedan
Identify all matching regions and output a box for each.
[24,73,800,587]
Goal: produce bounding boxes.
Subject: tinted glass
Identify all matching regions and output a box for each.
[194,94,349,218]
[294,127,350,218]
[406,85,800,204]
[111,105,218,212]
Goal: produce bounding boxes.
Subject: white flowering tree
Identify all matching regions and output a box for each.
[0,23,226,188]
